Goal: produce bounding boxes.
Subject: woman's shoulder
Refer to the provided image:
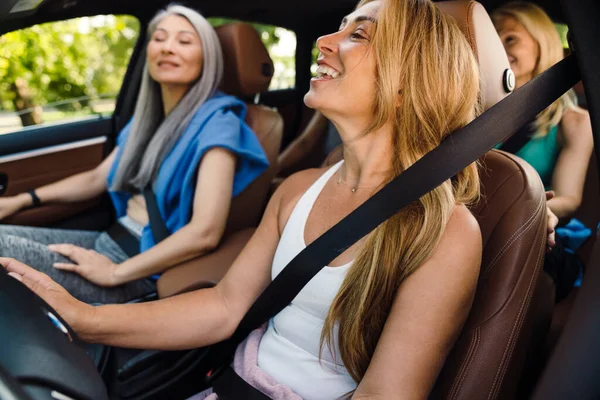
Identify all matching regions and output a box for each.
[447,204,481,245]
[272,167,336,228]
[425,204,482,278]
[277,167,332,204]
[560,107,592,145]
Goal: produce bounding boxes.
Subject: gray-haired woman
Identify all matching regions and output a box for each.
[0,5,269,305]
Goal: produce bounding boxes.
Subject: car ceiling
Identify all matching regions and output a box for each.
[0,0,566,36]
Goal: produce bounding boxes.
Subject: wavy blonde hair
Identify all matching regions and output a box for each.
[321,0,481,385]
[491,2,577,138]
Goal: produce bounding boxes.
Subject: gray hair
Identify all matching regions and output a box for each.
[111,4,224,192]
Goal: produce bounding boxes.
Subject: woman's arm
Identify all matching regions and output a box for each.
[35,148,116,204]
[548,108,593,218]
[113,147,238,282]
[51,147,238,285]
[1,172,298,350]
[0,149,116,220]
[353,205,482,399]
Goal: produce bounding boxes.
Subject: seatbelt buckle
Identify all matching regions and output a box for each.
[205,364,229,385]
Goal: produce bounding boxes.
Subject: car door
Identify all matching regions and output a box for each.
[0,11,145,230]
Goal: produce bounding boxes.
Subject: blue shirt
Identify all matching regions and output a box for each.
[106,91,269,253]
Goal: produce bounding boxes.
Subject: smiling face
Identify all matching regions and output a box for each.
[494,15,539,88]
[304,0,380,122]
[146,15,204,88]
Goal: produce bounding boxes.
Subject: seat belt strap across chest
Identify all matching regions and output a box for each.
[143,186,170,244]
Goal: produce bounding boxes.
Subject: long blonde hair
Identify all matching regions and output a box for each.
[321,0,481,384]
[491,2,577,137]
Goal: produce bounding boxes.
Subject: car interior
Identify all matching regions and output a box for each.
[0,0,598,399]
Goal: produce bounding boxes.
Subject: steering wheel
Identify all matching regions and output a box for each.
[0,267,108,400]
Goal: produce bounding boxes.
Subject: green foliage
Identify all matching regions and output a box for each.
[0,14,297,123]
[555,23,569,49]
[0,15,140,112]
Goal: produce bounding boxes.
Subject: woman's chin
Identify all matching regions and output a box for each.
[303,91,320,110]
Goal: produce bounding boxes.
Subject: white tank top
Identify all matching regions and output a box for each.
[257,161,357,399]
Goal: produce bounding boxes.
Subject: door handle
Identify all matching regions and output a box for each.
[0,173,7,195]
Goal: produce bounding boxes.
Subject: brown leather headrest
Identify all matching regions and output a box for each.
[436,1,514,110]
[215,23,274,97]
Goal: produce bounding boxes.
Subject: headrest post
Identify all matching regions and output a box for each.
[254,93,261,105]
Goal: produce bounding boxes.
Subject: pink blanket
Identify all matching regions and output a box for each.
[188,325,302,400]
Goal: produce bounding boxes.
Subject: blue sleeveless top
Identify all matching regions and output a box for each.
[106,91,269,253]
[497,125,560,189]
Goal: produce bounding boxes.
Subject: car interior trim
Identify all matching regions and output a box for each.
[0,136,107,164]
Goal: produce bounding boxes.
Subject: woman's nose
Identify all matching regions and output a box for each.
[316,32,339,56]
[160,38,174,54]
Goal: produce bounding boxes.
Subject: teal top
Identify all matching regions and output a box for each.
[496,125,560,189]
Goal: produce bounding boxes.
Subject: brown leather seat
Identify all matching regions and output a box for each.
[157,23,283,297]
[322,2,553,398]
[432,150,552,399]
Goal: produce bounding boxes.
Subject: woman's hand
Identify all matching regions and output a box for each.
[0,194,30,220]
[49,244,122,287]
[546,191,559,252]
[0,257,94,334]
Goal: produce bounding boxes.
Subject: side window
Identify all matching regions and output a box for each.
[0,15,140,135]
[555,23,569,49]
[209,18,296,90]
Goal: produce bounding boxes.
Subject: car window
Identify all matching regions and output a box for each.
[0,15,140,135]
[209,18,296,90]
[555,23,569,48]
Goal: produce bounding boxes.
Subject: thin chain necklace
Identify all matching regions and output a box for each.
[336,165,385,193]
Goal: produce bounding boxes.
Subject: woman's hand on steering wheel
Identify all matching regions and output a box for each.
[48,244,122,287]
[0,257,93,334]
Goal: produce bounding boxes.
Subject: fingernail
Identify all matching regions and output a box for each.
[8,272,22,282]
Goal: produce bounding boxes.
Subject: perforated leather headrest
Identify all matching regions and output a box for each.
[215,22,274,97]
[437,0,514,110]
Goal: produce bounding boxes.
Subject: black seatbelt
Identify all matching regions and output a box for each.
[143,186,170,243]
[205,55,581,387]
[498,119,536,154]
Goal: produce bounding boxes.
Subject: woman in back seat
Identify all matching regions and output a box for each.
[0,5,269,304]
[492,2,593,220]
[3,0,482,398]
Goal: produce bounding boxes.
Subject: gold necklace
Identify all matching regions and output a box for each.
[336,168,384,193]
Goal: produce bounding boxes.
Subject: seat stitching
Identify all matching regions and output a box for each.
[482,198,544,278]
[483,198,543,276]
[450,327,481,399]
[449,329,476,398]
[487,212,545,399]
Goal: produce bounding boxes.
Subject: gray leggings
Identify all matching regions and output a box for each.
[0,225,156,304]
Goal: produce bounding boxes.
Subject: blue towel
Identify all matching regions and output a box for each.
[556,218,592,288]
[556,218,592,253]
[107,91,269,254]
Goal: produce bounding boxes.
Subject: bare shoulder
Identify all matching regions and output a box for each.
[430,204,482,274]
[445,204,481,243]
[273,167,334,231]
[561,107,592,144]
